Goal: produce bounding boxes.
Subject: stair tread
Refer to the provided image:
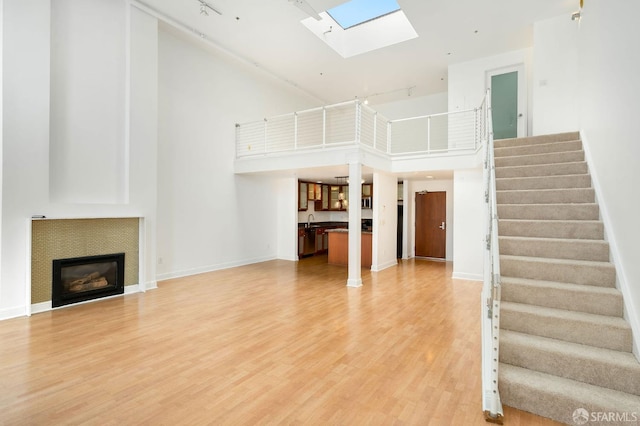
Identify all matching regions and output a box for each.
[501,330,639,368]
[496,160,587,171]
[496,173,589,181]
[501,254,614,269]
[497,187,594,194]
[501,301,629,328]
[501,276,620,296]
[500,364,640,408]
[500,235,608,245]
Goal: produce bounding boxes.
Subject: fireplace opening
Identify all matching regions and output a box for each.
[52,253,125,308]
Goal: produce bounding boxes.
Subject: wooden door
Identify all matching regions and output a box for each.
[415,191,446,259]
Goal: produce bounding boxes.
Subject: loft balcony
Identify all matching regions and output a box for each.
[234,97,489,175]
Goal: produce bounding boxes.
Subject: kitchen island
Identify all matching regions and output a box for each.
[326,228,372,268]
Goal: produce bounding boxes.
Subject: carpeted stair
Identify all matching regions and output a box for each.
[494,132,640,424]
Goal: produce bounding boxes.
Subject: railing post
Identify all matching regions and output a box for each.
[322,107,326,147]
[263,118,267,153]
[427,116,431,153]
[355,101,361,146]
[294,113,298,151]
[373,112,377,151]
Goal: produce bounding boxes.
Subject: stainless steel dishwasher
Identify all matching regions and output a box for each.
[303,227,316,256]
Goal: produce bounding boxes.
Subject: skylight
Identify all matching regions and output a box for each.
[327,0,401,30]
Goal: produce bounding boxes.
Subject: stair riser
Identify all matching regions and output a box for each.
[495,140,582,158]
[495,151,584,168]
[500,340,640,396]
[497,188,595,204]
[499,238,610,262]
[499,368,640,425]
[501,282,623,316]
[501,257,616,287]
[498,204,600,220]
[495,162,588,179]
[494,132,580,148]
[501,308,632,351]
[496,174,592,190]
[498,220,604,240]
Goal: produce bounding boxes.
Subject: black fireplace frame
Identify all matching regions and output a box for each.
[52,253,125,308]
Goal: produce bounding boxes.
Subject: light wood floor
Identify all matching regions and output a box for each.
[0,257,562,425]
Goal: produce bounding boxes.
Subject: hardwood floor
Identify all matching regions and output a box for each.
[0,257,562,425]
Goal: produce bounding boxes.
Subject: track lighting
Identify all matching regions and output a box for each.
[196,0,222,17]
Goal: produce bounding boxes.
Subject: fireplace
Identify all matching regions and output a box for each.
[52,253,125,308]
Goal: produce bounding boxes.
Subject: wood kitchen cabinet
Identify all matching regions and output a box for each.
[298,181,308,211]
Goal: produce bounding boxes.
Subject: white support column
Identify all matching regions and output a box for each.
[402,179,410,259]
[347,161,362,287]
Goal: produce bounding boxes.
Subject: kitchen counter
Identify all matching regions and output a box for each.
[326,229,372,268]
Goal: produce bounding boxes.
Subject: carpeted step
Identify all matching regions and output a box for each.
[498,219,604,240]
[500,277,623,316]
[495,161,588,179]
[501,255,615,287]
[496,174,592,191]
[499,364,640,425]
[499,236,609,262]
[495,150,584,168]
[494,131,580,148]
[500,302,632,351]
[498,203,599,220]
[494,140,582,158]
[497,187,595,204]
[500,330,640,396]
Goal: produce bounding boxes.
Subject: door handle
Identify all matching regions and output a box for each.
[439,222,446,230]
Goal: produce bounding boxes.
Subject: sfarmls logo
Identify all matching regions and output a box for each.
[573,408,638,425]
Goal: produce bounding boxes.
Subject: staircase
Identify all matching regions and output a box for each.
[494,132,640,424]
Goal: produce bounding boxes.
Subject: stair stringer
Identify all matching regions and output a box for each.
[580,130,640,359]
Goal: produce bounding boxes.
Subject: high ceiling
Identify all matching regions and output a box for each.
[136,0,576,105]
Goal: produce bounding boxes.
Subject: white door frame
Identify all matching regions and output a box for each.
[486,64,527,138]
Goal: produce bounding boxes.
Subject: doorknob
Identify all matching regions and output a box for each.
[439,222,446,230]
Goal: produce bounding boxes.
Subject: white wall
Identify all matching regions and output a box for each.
[576,1,640,352]
[405,179,454,261]
[452,169,484,280]
[449,48,534,136]
[155,26,319,280]
[532,15,580,135]
[0,1,159,320]
[49,0,127,204]
[371,171,398,271]
[374,92,448,120]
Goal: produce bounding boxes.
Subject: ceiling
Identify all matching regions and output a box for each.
[138,0,576,105]
[138,0,576,183]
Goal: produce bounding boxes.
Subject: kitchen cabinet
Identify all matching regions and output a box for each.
[362,183,372,209]
[298,228,305,257]
[314,184,328,211]
[298,181,308,211]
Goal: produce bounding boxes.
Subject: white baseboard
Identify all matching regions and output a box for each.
[0,306,28,321]
[581,131,640,358]
[371,259,398,272]
[452,271,483,281]
[27,284,142,316]
[155,255,278,282]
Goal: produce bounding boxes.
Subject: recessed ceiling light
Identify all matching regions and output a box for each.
[426,175,434,179]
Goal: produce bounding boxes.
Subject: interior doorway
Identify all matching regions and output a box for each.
[487,65,527,139]
[415,191,446,259]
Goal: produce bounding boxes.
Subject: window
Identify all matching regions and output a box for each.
[327,0,401,30]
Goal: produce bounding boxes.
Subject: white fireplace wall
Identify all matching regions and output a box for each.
[1,1,158,319]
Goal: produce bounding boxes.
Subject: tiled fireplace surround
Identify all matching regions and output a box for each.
[31,218,140,311]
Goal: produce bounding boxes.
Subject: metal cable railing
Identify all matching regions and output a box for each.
[235,99,485,158]
[481,88,504,424]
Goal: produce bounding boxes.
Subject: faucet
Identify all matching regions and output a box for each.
[307,214,315,227]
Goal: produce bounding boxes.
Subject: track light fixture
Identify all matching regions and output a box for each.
[196,0,222,17]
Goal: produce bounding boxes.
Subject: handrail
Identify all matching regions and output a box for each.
[235,99,483,159]
[481,88,504,424]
